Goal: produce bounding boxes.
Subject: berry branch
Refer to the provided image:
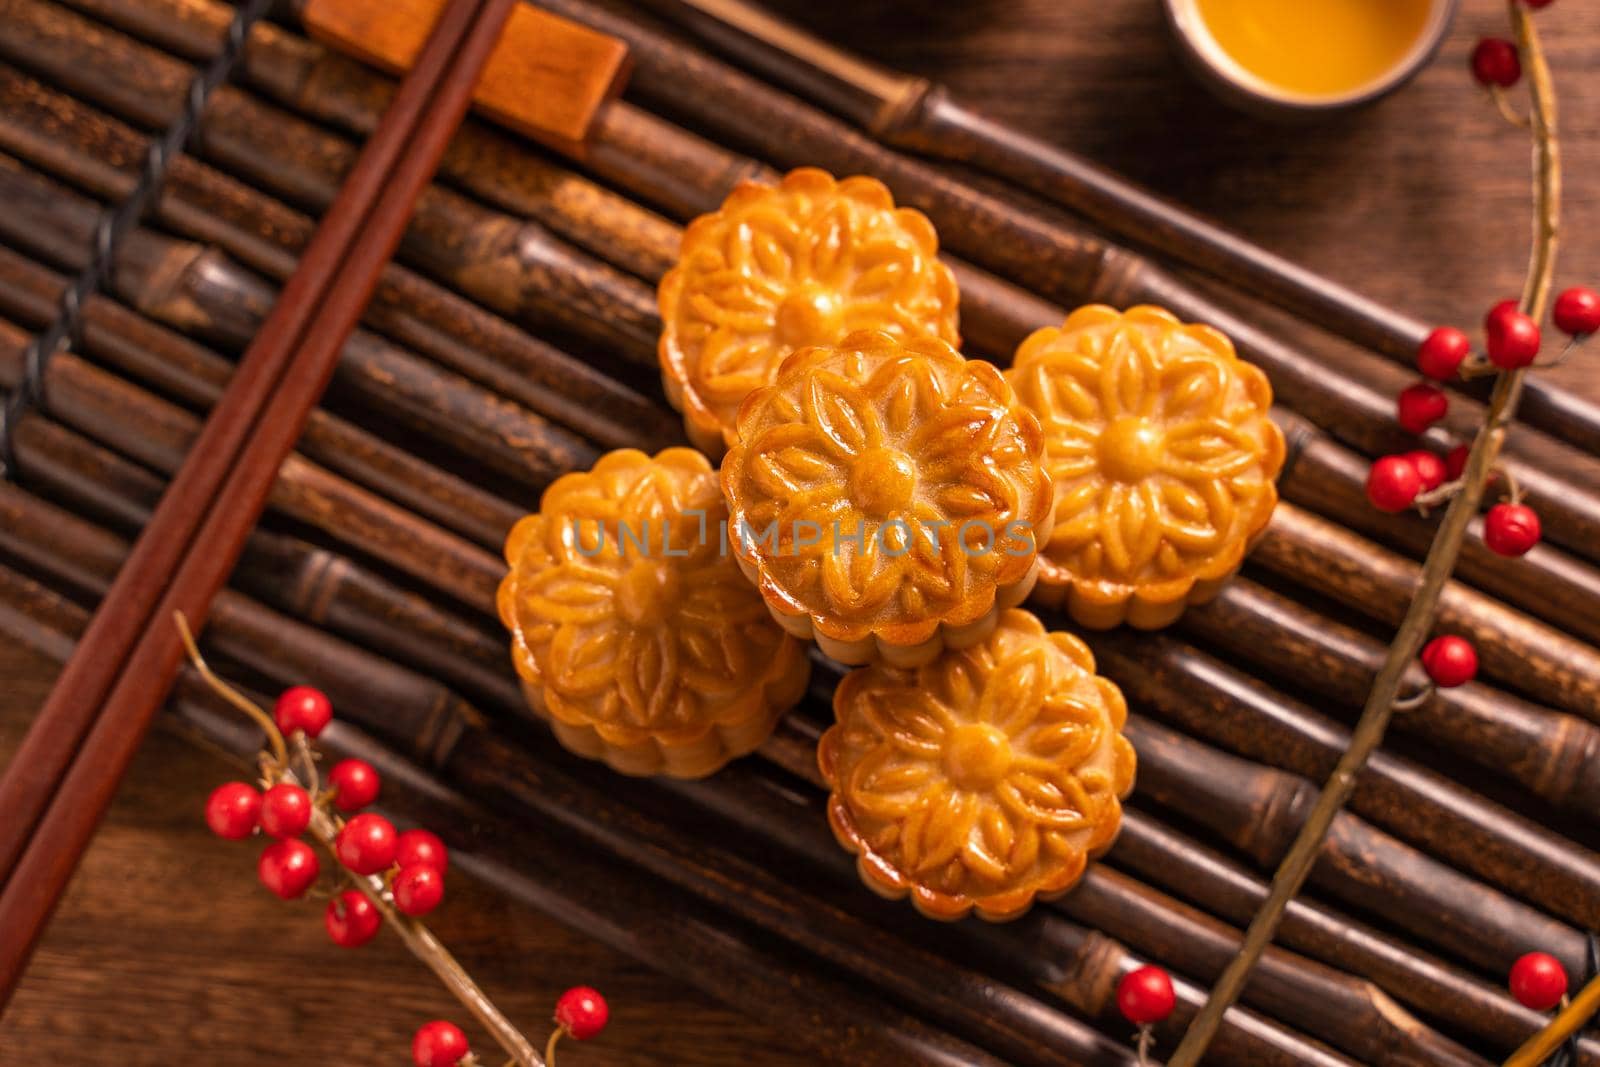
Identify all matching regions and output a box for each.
[1169,3,1570,1063]
[179,613,609,1066]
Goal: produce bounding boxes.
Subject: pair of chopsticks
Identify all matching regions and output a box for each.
[0,0,515,1001]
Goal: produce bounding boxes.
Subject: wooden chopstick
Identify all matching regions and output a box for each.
[0,0,479,887]
[0,0,275,881]
[0,0,513,1001]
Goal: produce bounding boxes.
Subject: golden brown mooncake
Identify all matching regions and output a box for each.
[1006,305,1285,630]
[658,167,960,455]
[720,330,1055,668]
[497,448,810,778]
[820,609,1135,922]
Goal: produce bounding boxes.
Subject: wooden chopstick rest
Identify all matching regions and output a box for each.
[301,0,630,157]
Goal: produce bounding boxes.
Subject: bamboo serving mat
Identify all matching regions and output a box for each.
[1,1,1599,1064]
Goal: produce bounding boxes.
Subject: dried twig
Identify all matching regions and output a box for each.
[174,612,545,1067]
[1168,4,1560,1062]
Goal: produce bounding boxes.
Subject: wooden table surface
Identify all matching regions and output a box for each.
[3,1,1598,1063]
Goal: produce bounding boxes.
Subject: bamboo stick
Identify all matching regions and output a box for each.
[0,317,507,614]
[1121,715,1588,978]
[0,5,662,364]
[12,127,1600,953]
[22,48,1600,665]
[51,0,1059,359]
[59,0,689,282]
[0,522,1160,1067]
[0,585,1363,1067]
[3,6,1600,1049]
[0,66,676,453]
[0,243,521,550]
[1257,502,1600,719]
[0,461,520,716]
[12,395,1575,1057]
[679,755,1586,1063]
[1275,407,1600,650]
[513,0,1600,560]
[16,295,1595,962]
[0,0,515,1002]
[2,429,1497,1066]
[0,154,602,490]
[0,564,1015,1067]
[1109,813,1600,1065]
[12,62,1600,678]
[784,684,1590,985]
[645,758,1483,1066]
[632,0,1600,459]
[1181,575,1600,812]
[1082,626,1600,933]
[9,404,521,718]
[12,146,1600,972]
[28,0,1600,566]
[13,28,1600,658]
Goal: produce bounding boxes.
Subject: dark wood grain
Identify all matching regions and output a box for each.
[4,0,1600,1062]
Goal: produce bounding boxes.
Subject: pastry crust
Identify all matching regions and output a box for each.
[721,331,1055,667]
[498,448,810,778]
[659,167,960,456]
[820,609,1135,921]
[1006,305,1285,629]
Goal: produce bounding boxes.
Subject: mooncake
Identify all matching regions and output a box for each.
[498,448,810,778]
[1006,305,1284,629]
[820,609,1135,921]
[658,167,960,454]
[721,330,1054,668]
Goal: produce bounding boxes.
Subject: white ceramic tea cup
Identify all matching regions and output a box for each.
[1162,0,1458,119]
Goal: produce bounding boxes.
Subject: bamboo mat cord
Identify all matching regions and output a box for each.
[0,0,270,477]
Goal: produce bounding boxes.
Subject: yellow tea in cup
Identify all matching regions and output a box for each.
[1191,0,1435,99]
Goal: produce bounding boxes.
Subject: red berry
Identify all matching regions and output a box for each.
[1484,503,1541,557]
[258,838,320,899]
[258,782,312,839]
[554,986,610,1040]
[412,1020,470,1067]
[1445,444,1471,480]
[1421,635,1478,688]
[1485,306,1541,369]
[1366,455,1422,513]
[1396,383,1448,434]
[325,889,382,948]
[273,685,332,738]
[1509,952,1568,1011]
[1553,286,1600,336]
[1522,0,1555,8]
[336,813,398,875]
[1471,38,1521,87]
[1416,327,1470,380]
[328,759,381,812]
[205,782,260,840]
[396,829,449,875]
[1116,965,1176,1026]
[393,864,446,917]
[1405,451,1447,492]
[1486,299,1521,329]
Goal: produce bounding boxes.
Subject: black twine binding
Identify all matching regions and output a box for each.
[0,0,274,479]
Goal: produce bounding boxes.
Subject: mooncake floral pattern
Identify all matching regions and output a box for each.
[820,609,1135,921]
[498,448,809,778]
[1007,305,1285,629]
[721,331,1054,665]
[659,167,960,453]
